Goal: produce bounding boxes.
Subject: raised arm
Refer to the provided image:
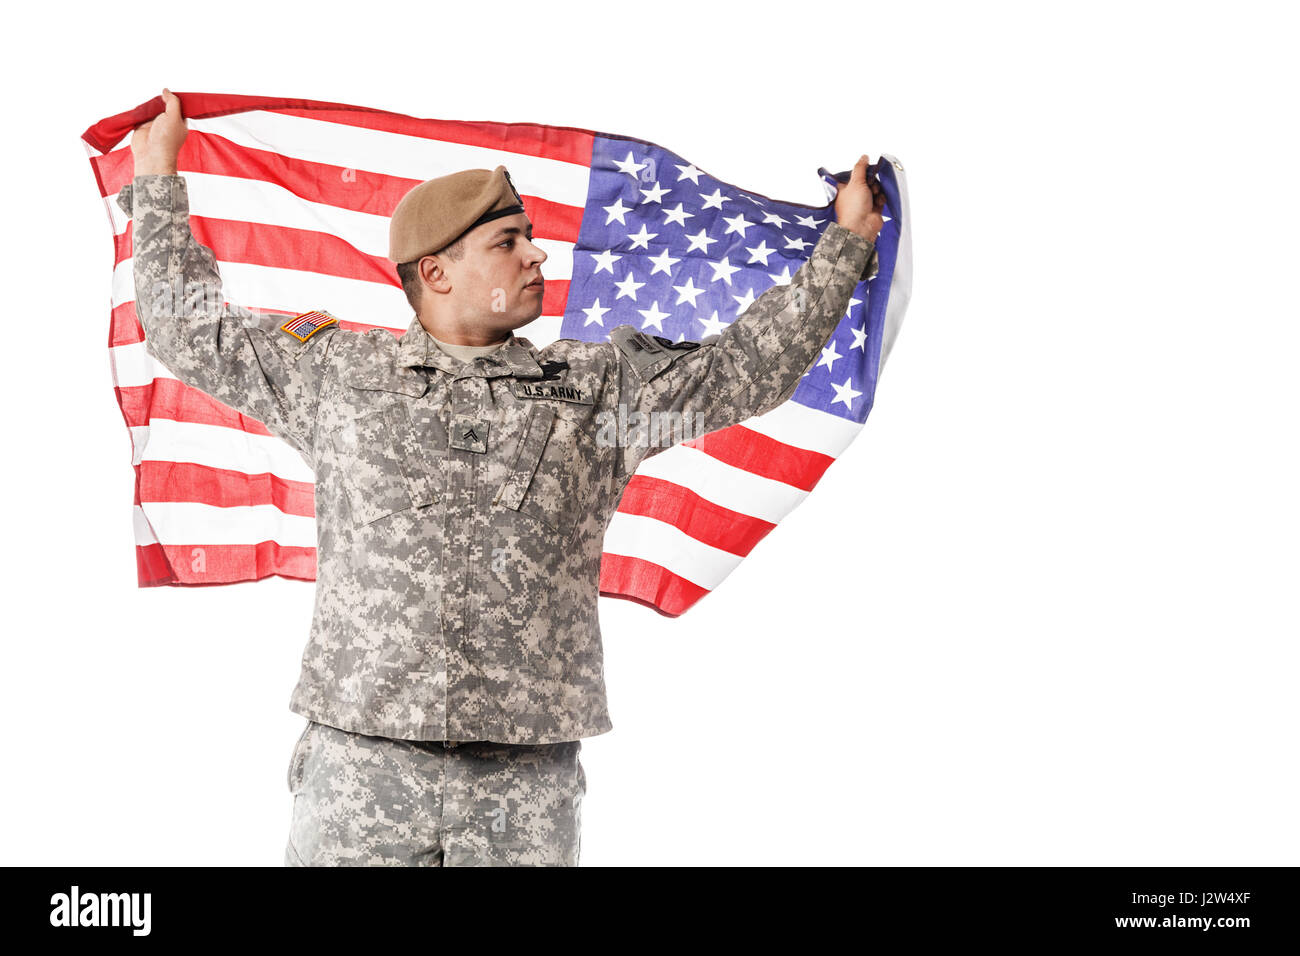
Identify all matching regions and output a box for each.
[123,88,339,465]
[609,154,885,480]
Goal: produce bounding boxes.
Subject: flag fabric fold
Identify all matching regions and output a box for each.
[82,92,911,616]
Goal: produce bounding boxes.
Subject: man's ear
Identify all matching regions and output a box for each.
[419,255,451,295]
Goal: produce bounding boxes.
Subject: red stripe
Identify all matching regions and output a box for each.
[614,474,776,557]
[93,130,585,242]
[83,92,597,169]
[85,92,406,155]
[109,300,143,348]
[111,300,400,349]
[110,208,574,318]
[136,460,316,517]
[135,542,316,587]
[268,107,596,168]
[116,379,275,434]
[683,424,835,492]
[598,553,708,618]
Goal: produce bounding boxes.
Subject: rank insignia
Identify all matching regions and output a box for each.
[449,417,491,453]
[280,310,338,342]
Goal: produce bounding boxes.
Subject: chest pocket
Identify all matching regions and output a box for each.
[335,365,439,527]
[492,403,577,541]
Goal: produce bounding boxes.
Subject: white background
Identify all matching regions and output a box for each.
[3,1,1295,866]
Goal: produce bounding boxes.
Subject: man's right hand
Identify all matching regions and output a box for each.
[833,154,885,242]
[131,88,188,176]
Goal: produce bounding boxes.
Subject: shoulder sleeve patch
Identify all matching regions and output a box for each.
[280,310,339,343]
[610,325,703,382]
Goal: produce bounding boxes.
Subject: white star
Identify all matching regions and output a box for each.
[817,340,842,372]
[685,229,717,253]
[603,198,632,225]
[745,240,775,266]
[662,203,694,227]
[627,224,659,250]
[614,271,645,301]
[708,256,741,285]
[613,151,647,178]
[648,248,681,276]
[768,265,794,286]
[849,323,868,350]
[639,181,670,204]
[590,249,621,275]
[675,163,703,184]
[762,211,789,228]
[732,287,757,313]
[795,214,826,229]
[831,377,863,409]
[846,296,862,313]
[783,236,811,252]
[744,194,767,207]
[699,188,731,210]
[582,298,611,327]
[722,213,754,237]
[698,310,729,337]
[672,276,705,307]
[637,301,671,332]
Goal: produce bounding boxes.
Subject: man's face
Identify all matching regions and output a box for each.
[435,213,547,333]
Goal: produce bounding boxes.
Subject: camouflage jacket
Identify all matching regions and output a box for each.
[120,174,877,744]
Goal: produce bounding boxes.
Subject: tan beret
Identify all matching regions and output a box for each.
[387,165,525,263]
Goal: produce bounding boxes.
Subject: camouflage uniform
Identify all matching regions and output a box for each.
[284,720,583,866]
[119,173,876,865]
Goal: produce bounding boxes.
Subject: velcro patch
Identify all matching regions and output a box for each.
[280,310,338,342]
[650,335,701,351]
[511,380,594,405]
[610,325,704,381]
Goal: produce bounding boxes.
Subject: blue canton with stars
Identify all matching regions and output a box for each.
[562,135,901,424]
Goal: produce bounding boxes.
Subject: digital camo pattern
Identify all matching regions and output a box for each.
[123,174,874,744]
[284,720,583,866]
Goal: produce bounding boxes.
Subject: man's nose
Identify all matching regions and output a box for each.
[525,240,547,267]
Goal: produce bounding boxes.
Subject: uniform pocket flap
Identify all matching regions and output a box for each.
[494,404,556,511]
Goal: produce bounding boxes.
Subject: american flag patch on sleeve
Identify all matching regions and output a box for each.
[279,310,338,342]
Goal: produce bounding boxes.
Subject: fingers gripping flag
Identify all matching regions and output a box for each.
[82,92,912,615]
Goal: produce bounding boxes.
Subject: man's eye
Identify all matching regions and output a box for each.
[499,239,513,248]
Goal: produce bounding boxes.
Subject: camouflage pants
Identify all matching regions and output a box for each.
[284,720,585,866]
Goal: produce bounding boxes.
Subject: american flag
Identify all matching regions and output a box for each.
[279,310,338,341]
[82,92,911,616]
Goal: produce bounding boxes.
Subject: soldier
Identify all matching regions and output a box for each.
[122,89,884,866]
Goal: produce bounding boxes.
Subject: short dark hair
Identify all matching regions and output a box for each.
[396,236,467,311]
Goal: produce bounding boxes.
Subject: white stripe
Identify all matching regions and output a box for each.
[137,418,315,482]
[137,500,317,548]
[113,172,575,278]
[601,510,738,591]
[110,341,177,390]
[632,443,810,524]
[132,504,159,546]
[118,256,406,322]
[113,257,571,331]
[190,111,591,208]
[128,426,149,466]
[518,314,564,350]
[878,152,912,376]
[739,401,864,458]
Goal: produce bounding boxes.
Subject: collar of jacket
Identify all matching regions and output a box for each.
[394,313,545,380]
